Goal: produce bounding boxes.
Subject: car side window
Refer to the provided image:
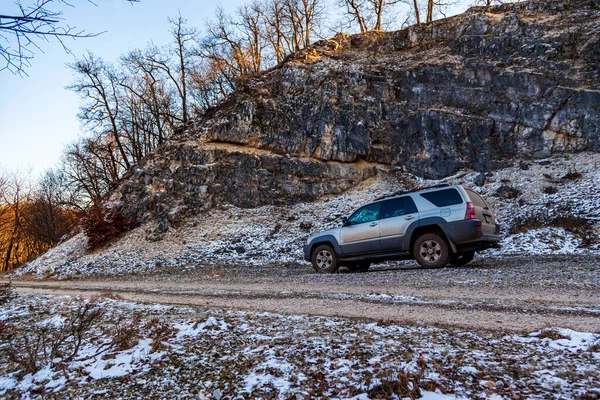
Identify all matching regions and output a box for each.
[381,197,418,219]
[419,189,463,207]
[348,202,381,225]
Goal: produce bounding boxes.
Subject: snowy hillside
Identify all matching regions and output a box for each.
[14,153,600,279]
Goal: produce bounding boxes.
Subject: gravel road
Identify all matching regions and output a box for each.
[6,254,600,332]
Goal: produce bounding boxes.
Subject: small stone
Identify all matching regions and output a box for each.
[474,172,486,187]
[496,380,504,388]
[157,220,168,233]
[235,246,246,254]
[213,389,222,400]
[519,161,530,170]
[481,380,496,389]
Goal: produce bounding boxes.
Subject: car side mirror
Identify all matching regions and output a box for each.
[342,216,349,226]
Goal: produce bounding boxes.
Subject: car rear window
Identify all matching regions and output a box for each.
[381,197,418,219]
[420,189,463,207]
[465,188,488,208]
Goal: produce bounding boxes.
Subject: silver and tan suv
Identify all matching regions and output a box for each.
[303,184,501,273]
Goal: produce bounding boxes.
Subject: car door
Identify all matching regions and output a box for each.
[379,196,419,251]
[340,202,382,255]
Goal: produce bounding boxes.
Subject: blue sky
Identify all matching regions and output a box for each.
[0,0,472,177]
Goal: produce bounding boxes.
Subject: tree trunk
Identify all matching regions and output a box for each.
[427,0,434,23]
[413,0,421,25]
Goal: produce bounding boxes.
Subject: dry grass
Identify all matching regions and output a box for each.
[542,186,558,195]
[537,329,569,341]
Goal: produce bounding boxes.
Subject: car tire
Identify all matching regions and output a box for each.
[413,233,450,268]
[449,251,475,267]
[347,262,371,273]
[311,245,339,274]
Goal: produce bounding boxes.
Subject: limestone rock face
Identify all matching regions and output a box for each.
[113,142,377,227]
[111,0,600,227]
[199,0,600,179]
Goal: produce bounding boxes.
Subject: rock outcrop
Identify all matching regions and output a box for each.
[111,0,600,227]
[200,0,600,178]
[113,142,378,229]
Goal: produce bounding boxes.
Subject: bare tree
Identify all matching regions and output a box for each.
[68,54,131,172]
[412,0,421,25]
[0,170,31,271]
[339,0,401,32]
[169,14,196,125]
[472,0,508,6]
[61,139,113,208]
[426,0,456,23]
[260,0,289,63]
[237,2,266,73]
[0,0,139,75]
[23,169,75,248]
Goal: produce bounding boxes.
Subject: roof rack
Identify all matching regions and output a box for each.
[374,183,451,201]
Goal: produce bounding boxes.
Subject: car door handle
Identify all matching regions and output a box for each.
[369,222,378,227]
[405,215,414,220]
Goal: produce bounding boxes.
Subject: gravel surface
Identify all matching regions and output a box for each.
[8,255,600,332]
[1,294,599,399]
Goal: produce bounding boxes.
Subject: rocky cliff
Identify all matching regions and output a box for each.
[112,0,600,230]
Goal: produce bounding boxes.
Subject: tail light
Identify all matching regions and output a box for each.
[465,202,477,220]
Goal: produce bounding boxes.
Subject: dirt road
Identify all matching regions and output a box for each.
[5,255,600,332]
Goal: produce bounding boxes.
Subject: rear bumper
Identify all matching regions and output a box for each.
[443,220,501,251]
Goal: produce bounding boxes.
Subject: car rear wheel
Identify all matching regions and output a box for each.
[449,251,475,267]
[346,262,371,273]
[413,233,450,268]
[311,245,339,274]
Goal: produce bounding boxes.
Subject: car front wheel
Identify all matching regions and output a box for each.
[413,233,450,268]
[311,244,339,273]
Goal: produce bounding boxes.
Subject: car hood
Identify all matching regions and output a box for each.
[307,227,341,243]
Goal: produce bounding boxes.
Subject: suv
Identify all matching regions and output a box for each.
[303,184,501,273]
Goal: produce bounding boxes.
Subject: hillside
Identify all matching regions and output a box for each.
[114,0,600,229]
[15,0,600,277]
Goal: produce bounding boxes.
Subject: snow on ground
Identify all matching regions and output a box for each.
[1,293,599,399]
[13,153,600,278]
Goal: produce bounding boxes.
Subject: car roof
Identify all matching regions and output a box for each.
[372,184,463,203]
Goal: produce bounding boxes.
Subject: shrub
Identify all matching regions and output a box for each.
[81,203,137,250]
[4,301,106,376]
[543,186,558,195]
[367,364,442,400]
[543,170,582,184]
[0,282,15,306]
[494,185,521,199]
[144,318,178,352]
